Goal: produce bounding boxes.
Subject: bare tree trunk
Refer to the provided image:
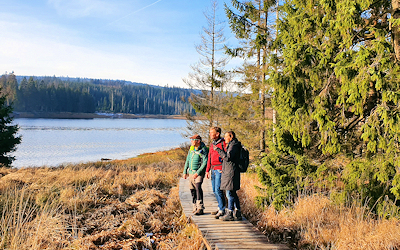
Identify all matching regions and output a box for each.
[260,56,266,152]
[393,0,400,61]
[256,0,266,152]
[260,0,267,152]
[273,0,278,145]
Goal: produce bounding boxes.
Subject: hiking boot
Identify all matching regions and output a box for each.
[214,209,225,219]
[234,209,242,221]
[221,210,234,221]
[196,200,205,210]
[194,208,204,216]
[211,210,219,215]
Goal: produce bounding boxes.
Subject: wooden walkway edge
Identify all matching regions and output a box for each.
[179,178,290,250]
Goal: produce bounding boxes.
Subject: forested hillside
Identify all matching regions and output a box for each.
[0,73,195,115]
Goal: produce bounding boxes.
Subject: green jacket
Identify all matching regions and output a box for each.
[183,142,208,176]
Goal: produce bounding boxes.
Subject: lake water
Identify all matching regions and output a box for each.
[12,118,189,168]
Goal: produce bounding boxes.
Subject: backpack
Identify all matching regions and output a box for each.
[238,144,249,173]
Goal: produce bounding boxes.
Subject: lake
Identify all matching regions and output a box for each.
[12,118,189,168]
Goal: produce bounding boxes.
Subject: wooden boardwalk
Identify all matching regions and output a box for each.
[179,178,290,250]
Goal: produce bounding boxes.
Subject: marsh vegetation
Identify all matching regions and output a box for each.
[2,146,400,249]
[0,147,203,250]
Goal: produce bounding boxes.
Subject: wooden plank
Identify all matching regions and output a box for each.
[216,243,288,250]
[200,228,264,234]
[179,178,290,250]
[203,233,269,238]
[206,237,271,243]
[194,220,253,225]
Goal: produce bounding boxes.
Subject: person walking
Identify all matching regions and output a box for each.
[183,134,208,215]
[214,131,242,221]
[205,127,226,219]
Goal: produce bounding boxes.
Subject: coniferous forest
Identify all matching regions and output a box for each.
[0,73,195,115]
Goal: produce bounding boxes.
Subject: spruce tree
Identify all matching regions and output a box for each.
[183,0,230,141]
[259,0,400,210]
[0,89,21,167]
[224,0,277,152]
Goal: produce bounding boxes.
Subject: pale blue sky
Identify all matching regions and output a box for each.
[0,0,235,87]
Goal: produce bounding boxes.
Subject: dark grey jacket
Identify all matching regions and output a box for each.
[216,138,241,191]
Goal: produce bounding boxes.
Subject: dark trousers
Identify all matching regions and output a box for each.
[190,182,203,203]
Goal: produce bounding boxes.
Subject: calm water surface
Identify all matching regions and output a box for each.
[12,118,188,168]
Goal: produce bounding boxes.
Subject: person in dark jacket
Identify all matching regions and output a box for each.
[214,131,242,221]
[183,134,208,215]
[205,127,226,219]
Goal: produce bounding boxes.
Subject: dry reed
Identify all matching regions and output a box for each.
[0,146,204,249]
[239,173,400,250]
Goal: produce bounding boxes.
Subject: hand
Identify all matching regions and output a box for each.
[206,172,211,179]
[193,173,198,179]
[183,174,188,179]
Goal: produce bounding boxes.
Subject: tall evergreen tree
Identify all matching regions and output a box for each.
[258,0,400,210]
[183,0,230,141]
[225,0,277,152]
[0,88,21,167]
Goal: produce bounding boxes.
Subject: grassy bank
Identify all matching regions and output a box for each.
[238,172,400,249]
[0,147,203,250]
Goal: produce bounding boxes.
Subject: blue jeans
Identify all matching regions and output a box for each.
[226,190,240,211]
[211,169,225,211]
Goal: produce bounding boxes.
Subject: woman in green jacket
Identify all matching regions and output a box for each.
[183,134,208,215]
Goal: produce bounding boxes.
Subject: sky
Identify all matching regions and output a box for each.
[0,0,235,88]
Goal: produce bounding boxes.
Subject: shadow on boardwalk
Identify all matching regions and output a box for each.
[179,178,290,250]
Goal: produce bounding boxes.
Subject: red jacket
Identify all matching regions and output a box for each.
[206,138,225,172]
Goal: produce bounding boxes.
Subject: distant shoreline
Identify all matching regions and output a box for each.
[12,112,188,120]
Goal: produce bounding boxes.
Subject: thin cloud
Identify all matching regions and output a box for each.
[105,0,163,27]
[48,0,115,18]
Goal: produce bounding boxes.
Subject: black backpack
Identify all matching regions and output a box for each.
[238,144,249,173]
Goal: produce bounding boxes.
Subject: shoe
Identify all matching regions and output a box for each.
[234,209,242,220]
[221,210,234,221]
[192,204,197,213]
[211,210,219,215]
[194,208,204,216]
[214,210,225,219]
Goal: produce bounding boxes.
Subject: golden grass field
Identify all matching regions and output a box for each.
[1,146,400,249]
[0,147,203,250]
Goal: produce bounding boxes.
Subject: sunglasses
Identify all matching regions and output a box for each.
[190,139,200,141]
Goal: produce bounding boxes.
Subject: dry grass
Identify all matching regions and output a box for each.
[0,186,70,249]
[239,173,400,250]
[0,146,204,249]
[7,144,400,249]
